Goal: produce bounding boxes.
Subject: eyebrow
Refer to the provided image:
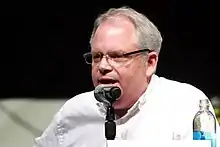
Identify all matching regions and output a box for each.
[91,49,125,54]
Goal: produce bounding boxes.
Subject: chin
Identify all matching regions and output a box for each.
[112,99,126,109]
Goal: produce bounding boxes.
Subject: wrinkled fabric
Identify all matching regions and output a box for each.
[33,74,220,147]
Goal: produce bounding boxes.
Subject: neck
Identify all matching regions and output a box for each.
[114,85,148,119]
[115,108,130,119]
[113,76,152,119]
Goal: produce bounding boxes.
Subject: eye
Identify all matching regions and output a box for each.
[108,51,124,58]
[93,53,103,59]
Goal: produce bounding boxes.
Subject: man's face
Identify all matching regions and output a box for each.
[91,17,152,109]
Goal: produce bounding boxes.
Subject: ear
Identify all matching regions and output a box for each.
[146,51,159,77]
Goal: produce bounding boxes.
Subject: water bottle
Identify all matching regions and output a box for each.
[193,99,216,147]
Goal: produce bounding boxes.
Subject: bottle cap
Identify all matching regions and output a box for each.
[199,99,210,107]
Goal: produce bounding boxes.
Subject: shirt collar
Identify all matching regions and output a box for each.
[97,74,159,125]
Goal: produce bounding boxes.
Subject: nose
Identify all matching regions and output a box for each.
[98,56,113,75]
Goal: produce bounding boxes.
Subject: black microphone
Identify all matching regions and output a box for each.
[94,85,121,104]
[94,85,121,140]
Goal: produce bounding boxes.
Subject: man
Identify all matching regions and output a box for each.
[33,6,219,147]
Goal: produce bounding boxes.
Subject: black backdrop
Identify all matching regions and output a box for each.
[1,1,219,99]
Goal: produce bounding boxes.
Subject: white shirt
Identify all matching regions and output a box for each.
[33,74,220,147]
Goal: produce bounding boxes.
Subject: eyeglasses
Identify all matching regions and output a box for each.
[83,48,151,65]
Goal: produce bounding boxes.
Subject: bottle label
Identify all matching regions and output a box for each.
[193,131,216,147]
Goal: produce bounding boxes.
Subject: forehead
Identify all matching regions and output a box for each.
[91,17,138,53]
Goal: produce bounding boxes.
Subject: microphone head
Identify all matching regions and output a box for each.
[108,86,121,102]
[94,85,107,104]
[94,85,121,104]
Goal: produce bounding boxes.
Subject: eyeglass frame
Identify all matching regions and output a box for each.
[83,48,152,65]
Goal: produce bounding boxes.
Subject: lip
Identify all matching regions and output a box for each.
[98,77,118,84]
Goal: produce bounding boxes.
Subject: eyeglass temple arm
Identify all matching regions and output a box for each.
[123,49,151,56]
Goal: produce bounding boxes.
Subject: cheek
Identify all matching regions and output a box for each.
[91,67,99,85]
[120,63,144,83]
[118,66,136,84]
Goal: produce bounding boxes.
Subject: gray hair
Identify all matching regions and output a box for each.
[89,6,163,53]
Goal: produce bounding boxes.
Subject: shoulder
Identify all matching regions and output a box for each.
[34,91,102,145]
[42,91,96,124]
[155,75,208,101]
[50,90,103,132]
[154,74,211,120]
[63,90,95,109]
[154,75,215,139]
[152,74,209,115]
[59,90,100,117]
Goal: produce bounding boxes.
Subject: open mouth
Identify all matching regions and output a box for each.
[98,79,118,84]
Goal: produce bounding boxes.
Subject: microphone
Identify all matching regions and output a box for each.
[94,85,121,104]
[94,85,121,140]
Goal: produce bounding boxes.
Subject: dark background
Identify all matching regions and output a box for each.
[1,1,219,99]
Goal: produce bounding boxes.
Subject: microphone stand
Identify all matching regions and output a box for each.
[105,103,116,140]
[94,85,121,140]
